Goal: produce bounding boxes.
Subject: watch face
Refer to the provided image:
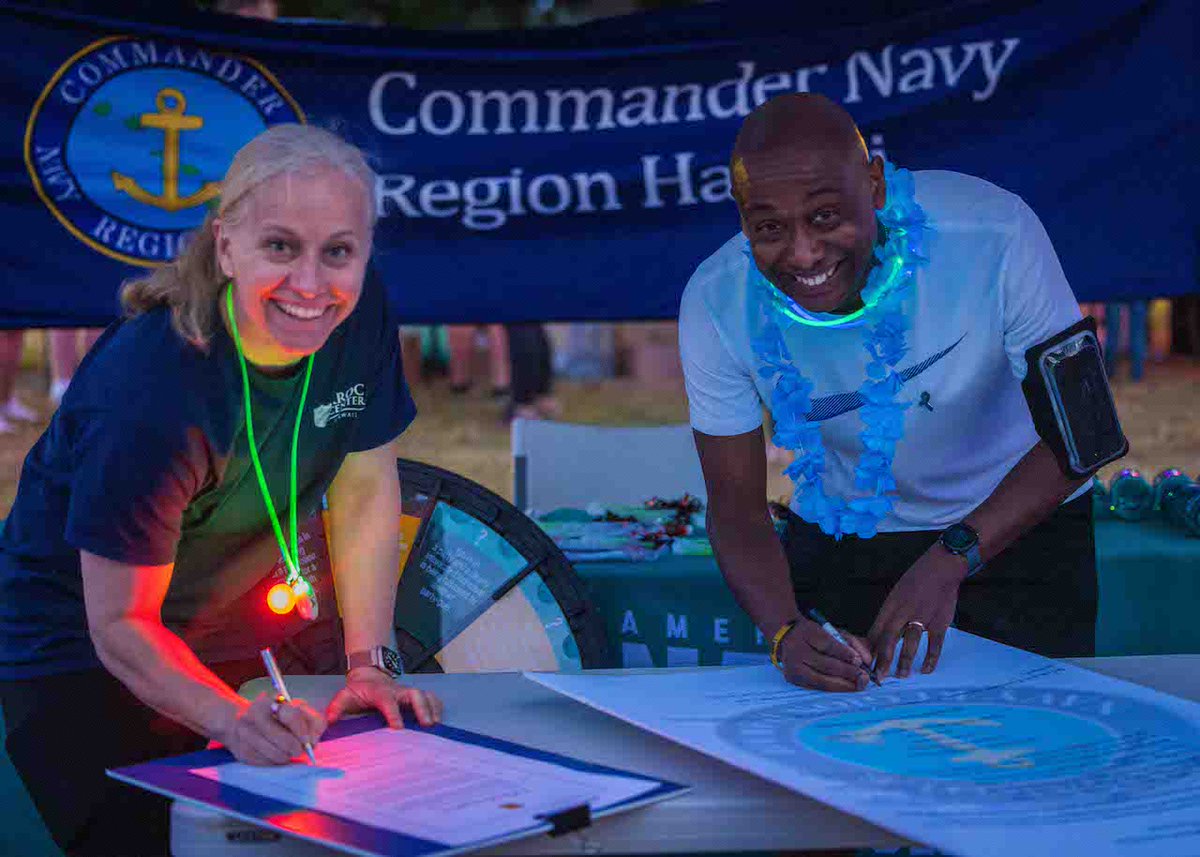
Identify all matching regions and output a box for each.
[380,647,404,676]
[942,524,978,553]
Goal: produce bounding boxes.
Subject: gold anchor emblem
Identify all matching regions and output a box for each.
[830,716,1036,770]
[111,88,220,212]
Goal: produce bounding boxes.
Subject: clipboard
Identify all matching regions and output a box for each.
[109,714,688,857]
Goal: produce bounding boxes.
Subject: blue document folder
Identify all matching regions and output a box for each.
[109,714,688,857]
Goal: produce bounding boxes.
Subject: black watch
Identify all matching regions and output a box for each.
[939,522,983,577]
[346,645,404,679]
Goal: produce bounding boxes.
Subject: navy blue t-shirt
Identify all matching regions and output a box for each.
[0,272,415,678]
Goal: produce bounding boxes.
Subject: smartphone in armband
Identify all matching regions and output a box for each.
[1022,317,1128,478]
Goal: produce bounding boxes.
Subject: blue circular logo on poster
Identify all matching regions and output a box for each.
[25,36,304,267]
[718,686,1200,812]
[794,702,1117,783]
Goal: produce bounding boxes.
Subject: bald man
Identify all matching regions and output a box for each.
[680,94,1103,692]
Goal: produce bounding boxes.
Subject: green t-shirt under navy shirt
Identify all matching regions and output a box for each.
[0,272,415,679]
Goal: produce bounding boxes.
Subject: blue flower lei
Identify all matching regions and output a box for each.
[747,161,929,540]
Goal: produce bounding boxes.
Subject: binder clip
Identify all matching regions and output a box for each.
[537,802,591,837]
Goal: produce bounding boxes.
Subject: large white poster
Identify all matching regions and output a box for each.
[528,630,1200,857]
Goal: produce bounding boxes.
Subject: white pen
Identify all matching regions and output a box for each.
[260,647,318,765]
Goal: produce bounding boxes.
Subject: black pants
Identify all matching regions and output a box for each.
[781,493,1098,658]
[0,636,337,857]
[506,323,553,405]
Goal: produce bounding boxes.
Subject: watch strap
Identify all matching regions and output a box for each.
[964,542,984,577]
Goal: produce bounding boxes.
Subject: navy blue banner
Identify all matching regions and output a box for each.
[2,0,1195,326]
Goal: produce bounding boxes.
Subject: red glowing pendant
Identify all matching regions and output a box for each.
[266,577,318,620]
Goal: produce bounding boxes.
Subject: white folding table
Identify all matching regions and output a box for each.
[171,655,1200,856]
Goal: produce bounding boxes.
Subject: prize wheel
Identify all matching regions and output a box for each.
[390,458,609,674]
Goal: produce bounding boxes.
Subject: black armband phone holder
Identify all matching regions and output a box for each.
[1021,317,1128,478]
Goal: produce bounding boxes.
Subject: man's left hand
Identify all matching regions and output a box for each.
[326,667,444,729]
[868,548,965,680]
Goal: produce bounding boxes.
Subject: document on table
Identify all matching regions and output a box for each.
[528,630,1200,857]
[188,727,662,848]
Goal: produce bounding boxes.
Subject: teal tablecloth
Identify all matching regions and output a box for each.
[1093,517,1200,656]
[577,517,1200,669]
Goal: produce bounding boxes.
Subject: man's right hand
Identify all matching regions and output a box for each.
[779,618,872,692]
[217,692,326,765]
[691,430,871,693]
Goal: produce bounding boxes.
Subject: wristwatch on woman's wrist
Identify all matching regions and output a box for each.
[346,645,404,679]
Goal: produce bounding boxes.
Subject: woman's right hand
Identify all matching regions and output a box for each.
[217,692,327,765]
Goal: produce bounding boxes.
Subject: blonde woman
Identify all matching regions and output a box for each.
[0,124,440,856]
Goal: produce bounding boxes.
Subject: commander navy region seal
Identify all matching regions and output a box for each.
[25,36,304,267]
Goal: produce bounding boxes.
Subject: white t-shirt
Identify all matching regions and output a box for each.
[679,169,1088,532]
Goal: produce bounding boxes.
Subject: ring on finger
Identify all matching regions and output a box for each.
[904,620,927,634]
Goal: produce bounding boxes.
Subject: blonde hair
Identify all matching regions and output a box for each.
[120,123,376,348]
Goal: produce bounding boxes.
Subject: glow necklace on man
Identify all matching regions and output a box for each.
[224,283,318,620]
[762,242,904,329]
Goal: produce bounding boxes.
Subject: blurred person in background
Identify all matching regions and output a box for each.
[447,324,511,397]
[507,322,560,421]
[0,330,38,433]
[47,328,103,407]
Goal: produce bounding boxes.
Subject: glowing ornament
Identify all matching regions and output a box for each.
[267,583,296,615]
[1108,469,1152,521]
[291,576,318,621]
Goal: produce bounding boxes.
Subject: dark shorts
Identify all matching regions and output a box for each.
[0,621,341,857]
[781,493,1098,658]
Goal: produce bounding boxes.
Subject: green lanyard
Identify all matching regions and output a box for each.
[224,284,314,591]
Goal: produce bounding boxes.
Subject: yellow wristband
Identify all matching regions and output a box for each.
[769,619,799,670]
